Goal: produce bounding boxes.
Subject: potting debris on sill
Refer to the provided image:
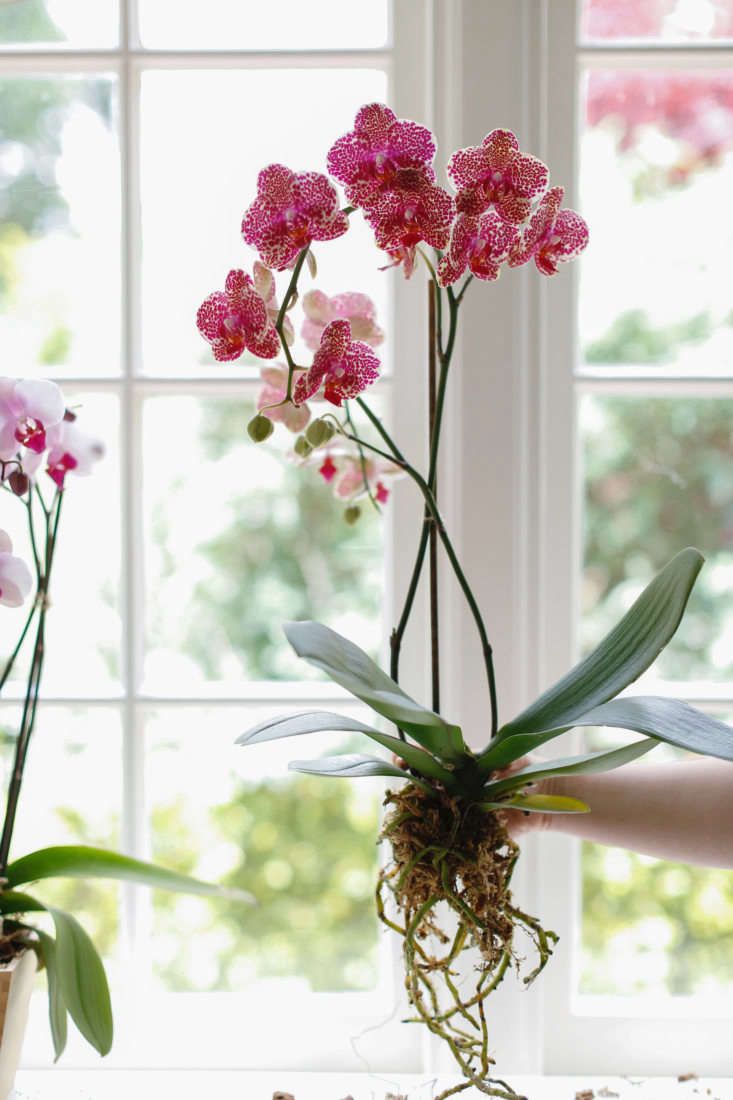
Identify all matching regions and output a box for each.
[267,1083,725,1100]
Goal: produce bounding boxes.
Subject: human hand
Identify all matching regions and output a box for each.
[489,756,557,839]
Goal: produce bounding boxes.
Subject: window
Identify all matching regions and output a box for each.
[0,0,430,1071]
[2,0,730,1080]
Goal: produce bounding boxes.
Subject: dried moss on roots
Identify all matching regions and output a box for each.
[378,782,558,1100]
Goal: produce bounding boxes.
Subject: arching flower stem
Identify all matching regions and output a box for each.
[340,422,498,735]
[276,247,311,401]
[343,402,380,513]
[0,487,63,876]
[376,279,497,734]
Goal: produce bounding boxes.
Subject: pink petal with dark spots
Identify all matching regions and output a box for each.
[482,128,520,169]
[510,152,550,199]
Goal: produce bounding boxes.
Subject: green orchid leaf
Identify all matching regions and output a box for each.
[6,846,252,903]
[0,890,46,914]
[495,549,703,743]
[288,753,431,790]
[238,710,456,784]
[567,696,733,762]
[481,793,590,814]
[238,710,385,746]
[283,621,465,760]
[482,737,658,799]
[477,728,571,776]
[48,907,113,1057]
[35,930,68,1062]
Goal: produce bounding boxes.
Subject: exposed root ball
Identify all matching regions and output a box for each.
[377,782,558,1100]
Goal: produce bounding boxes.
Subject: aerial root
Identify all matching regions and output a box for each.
[378,783,556,1100]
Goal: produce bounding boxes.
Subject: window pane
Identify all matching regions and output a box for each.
[0,75,120,376]
[0,705,122,964]
[139,68,390,376]
[581,0,733,41]
[138,1,389,50]
[580,70,733,374]
[146,706,380,993]
[142,395,385,690]
[581,394,733,682]
[0,392,121,696]
[579,723,733,999]
[0,0,118,47]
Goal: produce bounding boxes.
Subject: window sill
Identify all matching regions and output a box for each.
[13,1072,733,1099]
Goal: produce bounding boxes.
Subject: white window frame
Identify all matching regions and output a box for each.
[4,0,731,1078]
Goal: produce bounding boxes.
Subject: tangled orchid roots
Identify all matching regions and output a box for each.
[377,783,558,1100]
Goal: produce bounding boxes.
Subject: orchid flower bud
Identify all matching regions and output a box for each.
[305,418,336,449]
[247,414,274,443]
[344,504,361,525]
[293,435,313,458]
[8,470,29,497]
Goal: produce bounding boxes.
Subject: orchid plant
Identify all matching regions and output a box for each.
[198,104,733,1099]
[0,378,244,1063]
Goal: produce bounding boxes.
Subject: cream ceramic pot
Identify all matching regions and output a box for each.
[0,950,37,1100]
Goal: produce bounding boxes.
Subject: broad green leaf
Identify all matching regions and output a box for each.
[238,710,456,784]
[495,549,703,742]
[283,621,465,760]
[477,728,571,776]
[480,793,590,814]
[238,710,383,745]
[35,930,68,1062]
[6,846,252,903]
[0,890,45,914]
[565,696,733,762]
[289,753,431,791]
[482,737,658,799]
[49,907,113,1057]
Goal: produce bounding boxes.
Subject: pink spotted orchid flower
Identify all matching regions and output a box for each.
[301,290,384,352]
[0,378,65,461]
[197,268,281,363]
[293,320,380,408]
[319,454,338,483]
[327,102,438,209]
[447,128,549,225]
[364,171,454,278]
[313,448,399,506]
[0,530,33,608]
[508,186,589,275]
[328,104,453,277]
[257,365,311,434]
[242,164,349,272]
[437,211,520,286]
[44,416,104,489]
